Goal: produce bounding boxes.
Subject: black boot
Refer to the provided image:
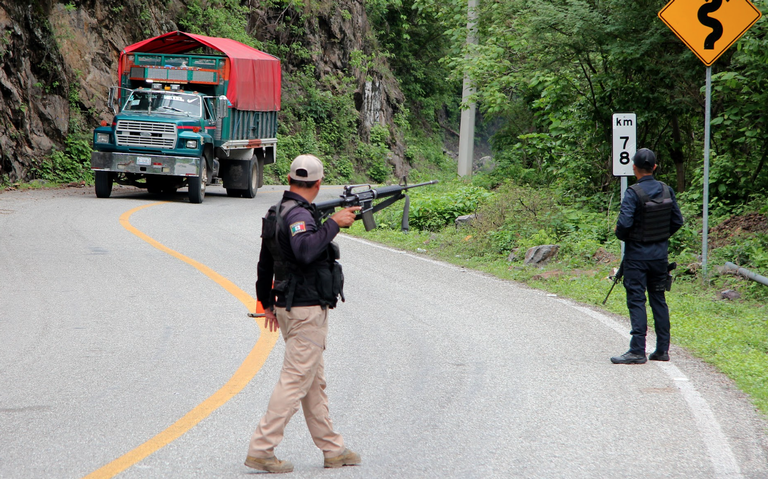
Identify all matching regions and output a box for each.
[610,351,648,364]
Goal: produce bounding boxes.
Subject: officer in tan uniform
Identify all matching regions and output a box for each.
[245,154,361,473]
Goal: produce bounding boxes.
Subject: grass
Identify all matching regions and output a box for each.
[345,220,768,417]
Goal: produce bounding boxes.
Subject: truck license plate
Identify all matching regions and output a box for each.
[136,156,151,166]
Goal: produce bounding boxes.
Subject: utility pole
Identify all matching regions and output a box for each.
[458,0,477,177]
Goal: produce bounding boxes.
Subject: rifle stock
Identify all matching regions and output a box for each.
[314,179,438,231]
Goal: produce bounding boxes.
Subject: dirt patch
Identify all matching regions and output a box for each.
[592,247,618,264]
[709,213,768,248]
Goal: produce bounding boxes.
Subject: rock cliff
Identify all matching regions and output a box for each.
[0,0,407,183]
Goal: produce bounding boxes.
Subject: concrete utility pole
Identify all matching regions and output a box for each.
[458,0,477,177]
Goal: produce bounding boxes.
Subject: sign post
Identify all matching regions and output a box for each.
[612,113,636,258]
[658,0,762,282]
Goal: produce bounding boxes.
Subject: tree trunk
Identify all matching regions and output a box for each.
[670,115,686,192]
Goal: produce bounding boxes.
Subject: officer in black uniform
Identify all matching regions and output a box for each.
[611,148,684,364]
[245,154,362,473]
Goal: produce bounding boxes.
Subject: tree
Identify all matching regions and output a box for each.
[418,0,709,197]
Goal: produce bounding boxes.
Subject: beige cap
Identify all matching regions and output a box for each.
[289,154,324,182]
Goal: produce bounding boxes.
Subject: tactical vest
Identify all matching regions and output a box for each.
[627,182,674,243]
[261,197,344,311]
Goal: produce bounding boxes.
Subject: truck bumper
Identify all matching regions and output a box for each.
[91,151,202,176]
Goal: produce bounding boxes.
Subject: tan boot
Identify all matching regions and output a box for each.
[244,455,294,473]
[324,448,361,468]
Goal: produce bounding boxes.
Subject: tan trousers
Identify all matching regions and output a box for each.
[248,305,345,458]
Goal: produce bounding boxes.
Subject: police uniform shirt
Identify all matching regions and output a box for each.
[615,175,684,260]
[256,191,341,309]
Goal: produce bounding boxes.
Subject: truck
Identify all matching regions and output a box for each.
[90,31,281,203]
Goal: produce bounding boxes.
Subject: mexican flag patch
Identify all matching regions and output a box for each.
[290,221,306,236]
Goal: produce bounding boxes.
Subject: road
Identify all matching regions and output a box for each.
[0,184,767,478]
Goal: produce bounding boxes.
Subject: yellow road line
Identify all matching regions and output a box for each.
[83,202,279,479]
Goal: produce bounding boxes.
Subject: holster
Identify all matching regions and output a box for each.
[665,273,674,292]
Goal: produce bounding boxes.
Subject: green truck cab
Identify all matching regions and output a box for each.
[91,31,281,203]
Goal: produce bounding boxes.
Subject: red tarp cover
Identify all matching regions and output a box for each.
[120,31,281,111]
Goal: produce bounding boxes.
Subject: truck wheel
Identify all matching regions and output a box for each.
[243,161,259,198]
[95,171,113,198]
[188,156,208,204]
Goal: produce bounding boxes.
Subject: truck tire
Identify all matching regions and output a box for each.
[243,161,259,198]
[95,171,113,198]
[188,156,208,204]
[225,160,259,198]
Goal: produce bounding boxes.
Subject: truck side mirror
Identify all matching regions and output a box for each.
[107,86,118,115]
[217,95,230,119]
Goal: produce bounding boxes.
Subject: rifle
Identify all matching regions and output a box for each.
[602,260,624,305]
[313,178,439,232]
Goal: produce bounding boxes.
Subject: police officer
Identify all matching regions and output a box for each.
[611,148,684,365]
[245,154,362,473]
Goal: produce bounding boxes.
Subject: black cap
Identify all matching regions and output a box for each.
[632,148,656,170]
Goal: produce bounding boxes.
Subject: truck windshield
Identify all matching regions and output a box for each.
[123,91,202,118]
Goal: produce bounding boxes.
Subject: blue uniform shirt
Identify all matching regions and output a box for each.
[256,191,340,309]
[615,175,684,261]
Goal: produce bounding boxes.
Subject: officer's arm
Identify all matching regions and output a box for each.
[615,189,637,241]
[287,209,340,265]
[669,189,685,236]
[255,242,275,309]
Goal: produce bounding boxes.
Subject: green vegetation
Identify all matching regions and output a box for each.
[32,134,92,184]
[344,176,768,415]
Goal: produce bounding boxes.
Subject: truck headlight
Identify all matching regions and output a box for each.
[185,140,198,149]
[96,133,111,144]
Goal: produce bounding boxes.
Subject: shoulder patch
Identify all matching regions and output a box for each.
[290,221,307,236]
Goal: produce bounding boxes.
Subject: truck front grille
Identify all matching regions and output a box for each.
[116,120,177,148]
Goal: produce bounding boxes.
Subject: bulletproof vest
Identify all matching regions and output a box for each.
[627,182,674,243]
[261,197,344,310]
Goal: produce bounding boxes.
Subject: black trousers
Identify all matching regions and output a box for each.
[622,259,670,355]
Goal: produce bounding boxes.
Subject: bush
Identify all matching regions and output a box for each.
[408,184,492,231]
[33,134,92,184]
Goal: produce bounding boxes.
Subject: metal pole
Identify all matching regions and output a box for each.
[702,66,711,282]
[458,0,477,177]
[620,176,627,258]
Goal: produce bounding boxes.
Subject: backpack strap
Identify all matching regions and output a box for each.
[659,182,671,201]
[275,198,299,242]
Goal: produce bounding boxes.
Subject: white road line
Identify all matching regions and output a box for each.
[340,234,744,478]
[564,302,743,479]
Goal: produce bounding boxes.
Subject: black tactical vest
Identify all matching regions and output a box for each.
[627,182,674,243]
[261,197,344,310]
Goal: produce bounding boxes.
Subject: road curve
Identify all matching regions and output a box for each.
[0,185,766,478]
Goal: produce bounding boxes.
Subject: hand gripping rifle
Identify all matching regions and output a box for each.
[313,178,439,232]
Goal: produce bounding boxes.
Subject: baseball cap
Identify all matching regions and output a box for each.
[289,154,324,182]
[632,148,656,170]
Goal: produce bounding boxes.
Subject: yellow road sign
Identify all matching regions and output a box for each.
[658,0,762,66]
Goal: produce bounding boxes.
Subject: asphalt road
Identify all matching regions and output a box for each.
[1,184,767,479]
